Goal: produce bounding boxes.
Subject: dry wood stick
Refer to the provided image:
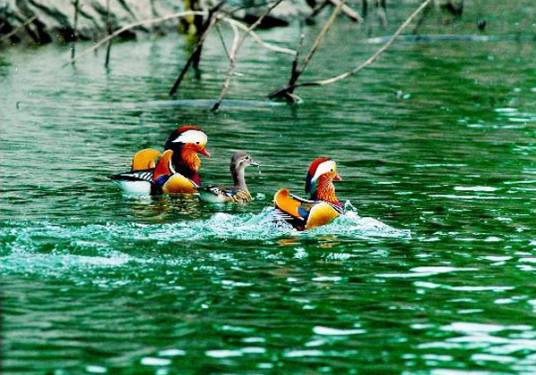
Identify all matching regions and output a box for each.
[63,10,206,66]
[210,0,284,112]
[269,0,431,98]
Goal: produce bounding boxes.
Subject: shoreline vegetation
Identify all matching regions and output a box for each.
[1,0,479,109]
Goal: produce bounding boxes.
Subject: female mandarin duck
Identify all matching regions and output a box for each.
[199,151,259,203]
[274,157,344,230]
[110,125,210,195]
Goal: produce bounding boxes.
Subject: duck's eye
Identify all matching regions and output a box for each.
[330,169,334,172]
[196,142,200,145]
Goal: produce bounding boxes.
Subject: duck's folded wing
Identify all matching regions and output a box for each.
[131,149,161,171]
[305,202,341,229]
[161,174,198,194]
[110,169,155,194]
[273,189,312,230]
[199,186,251,203]
[273,189,342,230]
[110,169,153,182]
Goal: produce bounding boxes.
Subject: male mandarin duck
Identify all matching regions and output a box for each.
[274,157,344,231]
[110,125,210,195]
[199,151,259,203]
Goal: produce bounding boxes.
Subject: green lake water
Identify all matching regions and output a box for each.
[2,5,536,374]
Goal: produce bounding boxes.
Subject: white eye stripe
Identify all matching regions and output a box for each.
[172,130,207,145]
[311,160,336,182]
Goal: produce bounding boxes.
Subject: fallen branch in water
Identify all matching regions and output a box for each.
[169,1,226,96]
[269,0,432,100]
[62,10,207,67]
[211,0,285,112]
[0,15,37,44]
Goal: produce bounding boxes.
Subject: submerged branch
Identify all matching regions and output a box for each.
[269,0,432,99]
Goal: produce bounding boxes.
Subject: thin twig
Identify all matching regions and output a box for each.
[274,0,343,100]
[215,23,231,62]
[63,10,207,66]
[70,0,79,63]
[300,0,344,73]
[288,31,305,87]
[219,16,295,55]
[329,0,363,22]
[305,0,329,23]
[375,0,387,28]
[269,0,431,98]
[412,0,432,34]
[211,0,284,112]
[104,0,112,67]
[0,15,37,43]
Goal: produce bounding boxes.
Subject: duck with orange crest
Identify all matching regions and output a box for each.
[110,125,210,195]
[273,157,344,231]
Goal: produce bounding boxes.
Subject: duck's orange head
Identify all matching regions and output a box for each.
[305,157,342,201]
[164,125,210,158]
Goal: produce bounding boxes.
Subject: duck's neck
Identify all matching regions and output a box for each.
[171,147,201,185]
[232,166,248,192]
[311,175,339,205]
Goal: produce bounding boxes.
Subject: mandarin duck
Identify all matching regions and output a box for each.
[110,125,210,195]
[199,151,259,203]
[274,157,344,230]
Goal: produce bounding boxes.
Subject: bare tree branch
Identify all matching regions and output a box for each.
[271,0,344,101]
[215,23,231,62]
[62,10,207,67]
[300,0,344,73]
[329,0,363,23]
[269,0,432,99]
[211,0,285,112]
[219,16,295,55]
